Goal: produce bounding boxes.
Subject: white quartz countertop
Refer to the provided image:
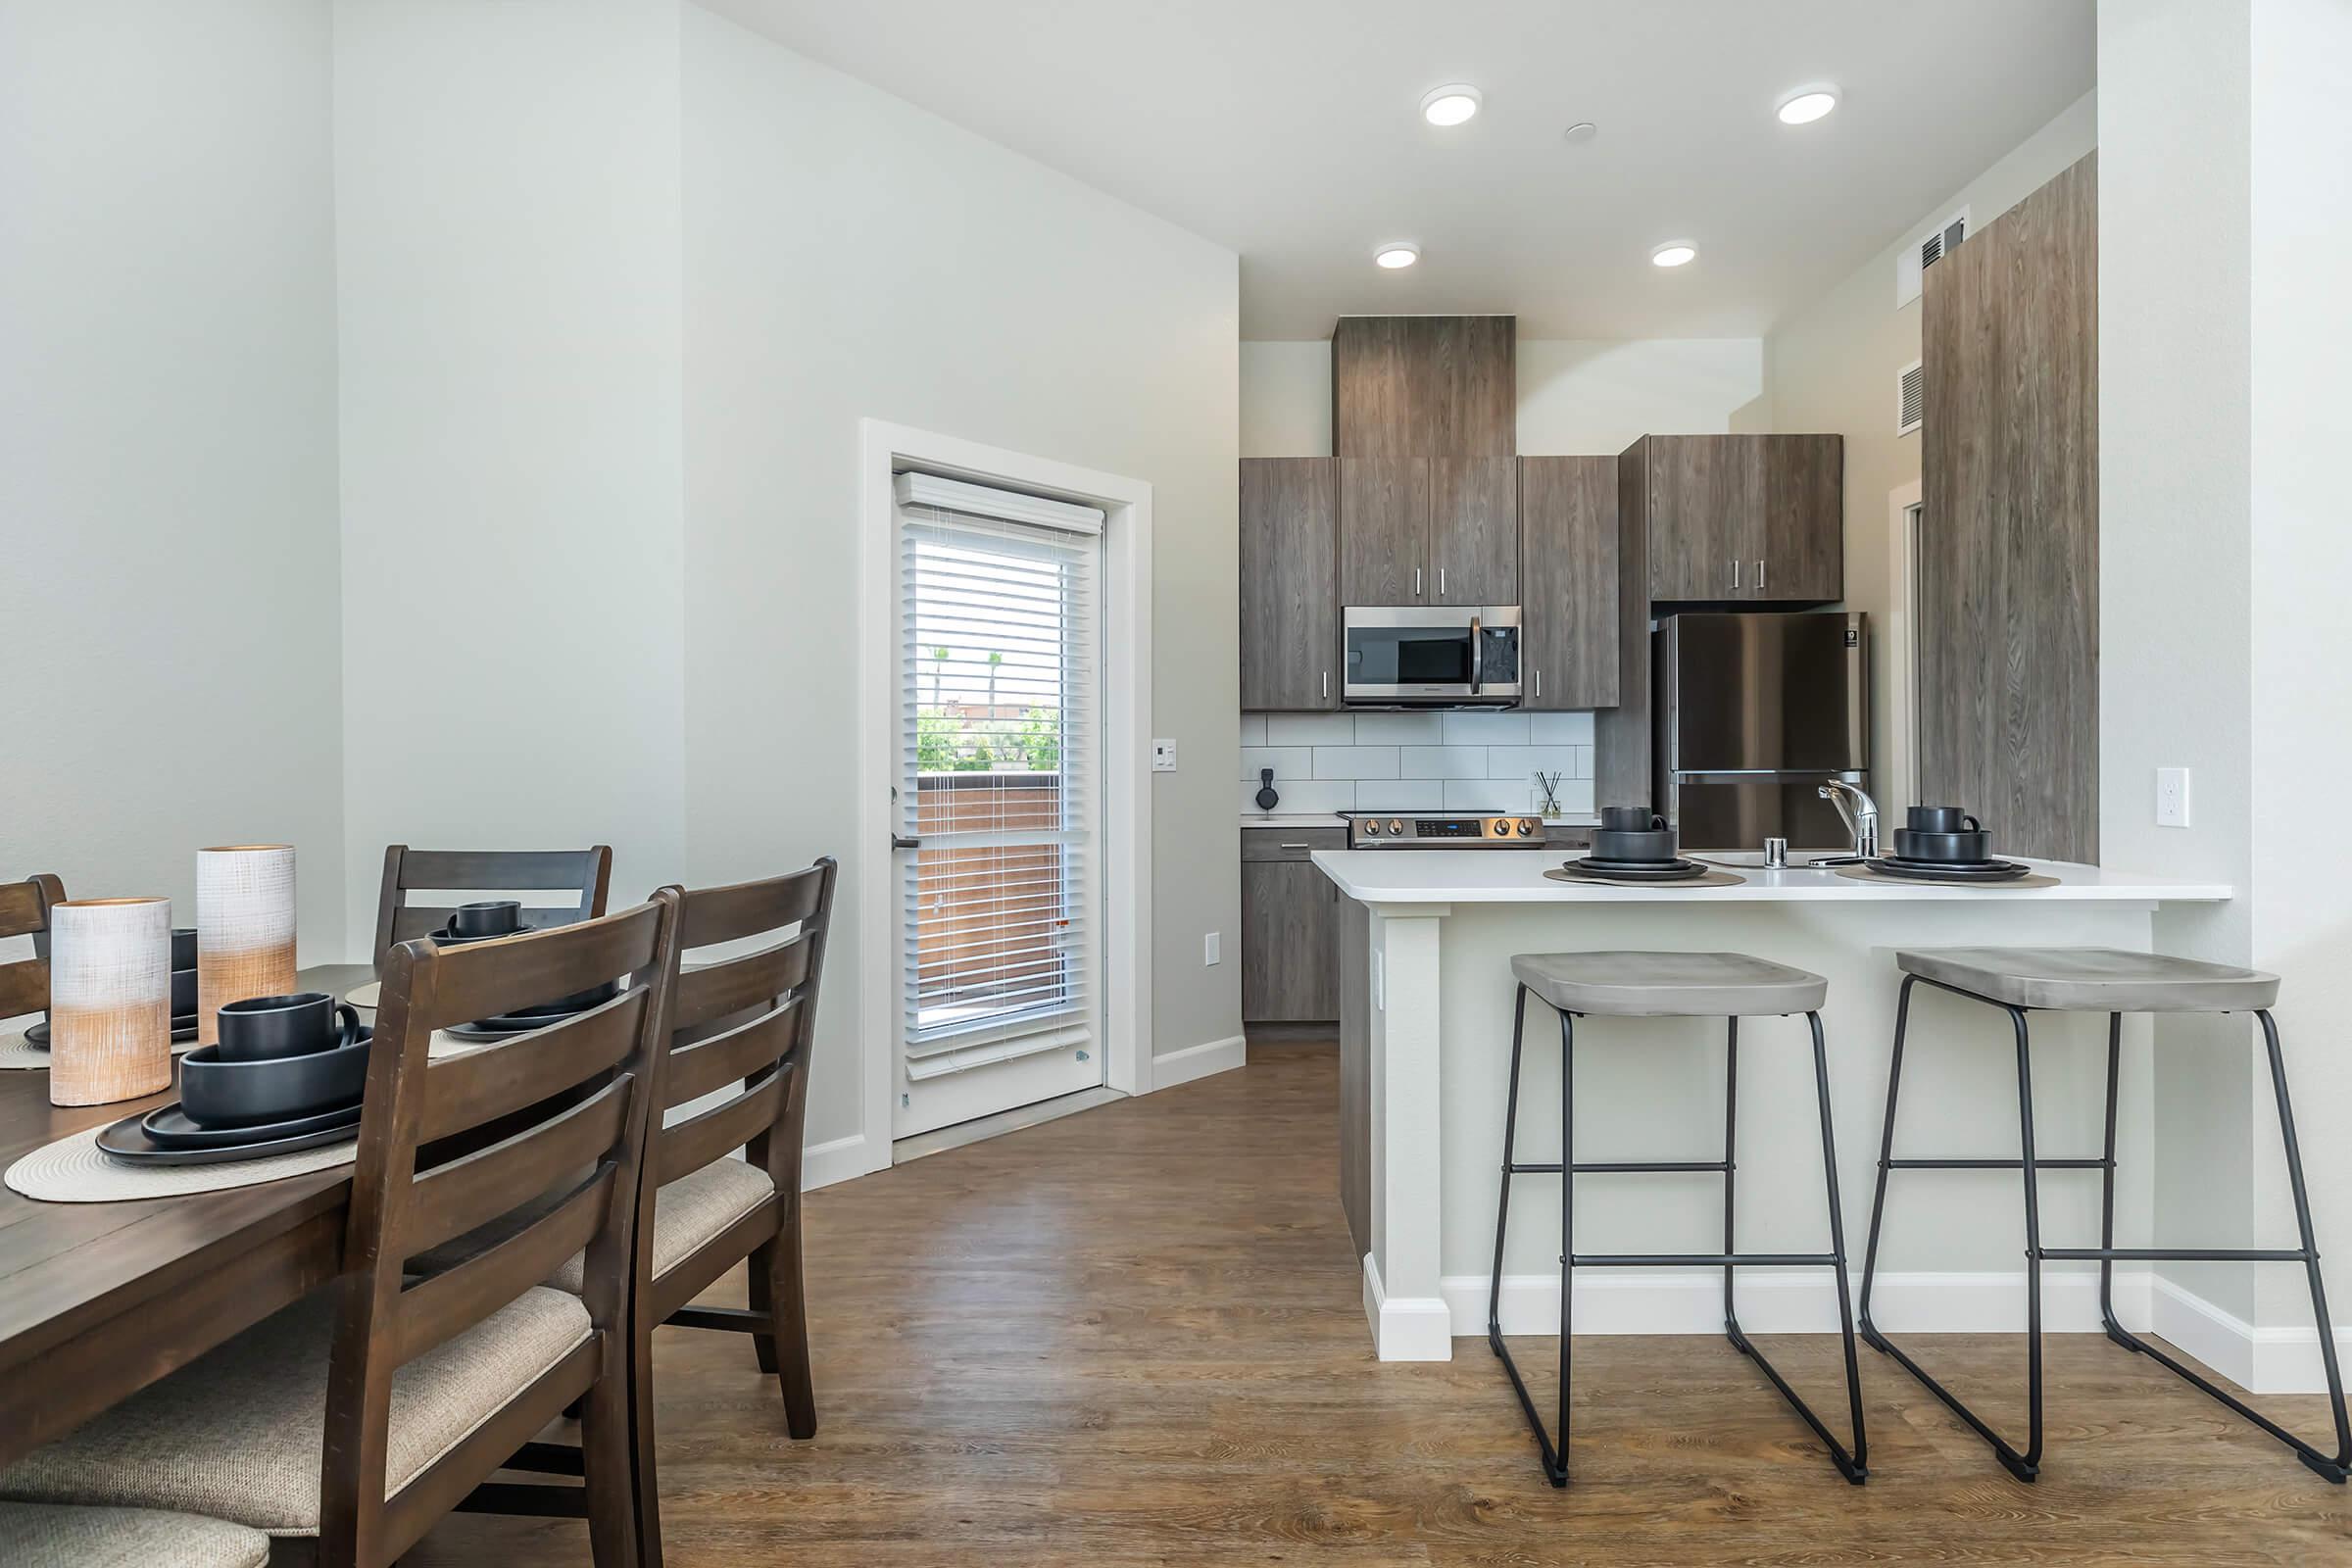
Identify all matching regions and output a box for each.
[1311,849,2233,906]
[1241,812,1602,830]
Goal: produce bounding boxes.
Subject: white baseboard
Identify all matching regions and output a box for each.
[1151,1033,1247,1091]
[2148,1272,2352,1395]
[1364,1252,1452,1361]
[801,1132,875,1192]
[1448,1267,2157,1338]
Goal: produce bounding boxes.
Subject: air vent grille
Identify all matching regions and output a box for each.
[1896,359,1924,436]
[1895,207,1970,308]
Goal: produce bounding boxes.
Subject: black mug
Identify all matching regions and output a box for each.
[216,992,364,1062]
[171,927,198,969]
[1907,806,1982,834]
[1598,805,1666,832]
[447,900,524,939]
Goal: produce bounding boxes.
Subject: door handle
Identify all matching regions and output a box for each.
[1414,565,1423,597]
[1321,670,1330,700]
[1535,668,1543,700]
[1439,566,1446,597]
[1469,613,1484,690]
[891,834,922,851]
[1755,559,1766,592]
[1730,558,1740,591]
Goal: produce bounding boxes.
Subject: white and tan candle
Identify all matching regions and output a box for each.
[49,896,173,1106]
[196,844,297,1046]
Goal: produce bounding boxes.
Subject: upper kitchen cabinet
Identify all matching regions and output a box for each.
[1636,433,1841,603]
[1332,315,1514,459]
[1337,457,1430,604]
[1431,456,1518,604]
[1518,456,1619,709]
[1239,457,1339,710]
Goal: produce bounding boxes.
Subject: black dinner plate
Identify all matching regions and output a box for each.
[141,1100,363,1150]
[96,1108,362,1166]
[1863,857,2031,883]
[23,1020,46,1049]
[23,1015,196,1051]
[1564,857,1708,880]
[442,1009,586,1044]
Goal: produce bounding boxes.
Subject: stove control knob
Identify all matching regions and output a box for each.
[1516,818,1535,836]
[1490,817,1508,836]
[1388,819,1404,836]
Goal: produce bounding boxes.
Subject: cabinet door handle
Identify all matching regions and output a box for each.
[1439,566,1446,597]
[1321,670,1330,699]
[1535,668,1543,699]
[1414,565,1423,597]
[1279,843,1310,850]
[1756,559,1766,593]
[1730,558,1741,590]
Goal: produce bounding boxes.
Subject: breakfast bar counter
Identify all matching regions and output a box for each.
[1310,850,2233,1360]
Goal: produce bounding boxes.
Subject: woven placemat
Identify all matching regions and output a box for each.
[1544,866,1745,889]
[345,979,382,1010]
[1833,864,2059,890]
[5,1122,360,1203]
[0,1017,200,1072]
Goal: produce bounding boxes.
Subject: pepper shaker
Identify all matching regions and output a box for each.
[1764,837,1788,868]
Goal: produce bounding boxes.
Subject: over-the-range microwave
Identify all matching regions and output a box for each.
[1342,605,1521,708]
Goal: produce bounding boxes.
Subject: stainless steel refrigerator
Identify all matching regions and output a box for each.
[1652,612,1869,851]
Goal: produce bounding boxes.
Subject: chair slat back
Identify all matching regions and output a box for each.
[371,845,613,972]
[0,874,65,1022]
[651,858,836,1199]
[323,892,681,1562]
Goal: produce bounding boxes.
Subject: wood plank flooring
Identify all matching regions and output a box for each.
[409,1044,2350,1566]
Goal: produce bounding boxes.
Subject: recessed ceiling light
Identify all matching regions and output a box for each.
[1650,241,1698,269]
[1420,84,1483,126]
[1374,242,1420,270]
[1776,86,1839,124]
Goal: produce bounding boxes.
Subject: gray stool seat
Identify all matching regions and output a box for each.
[1510,950,1827,1017]
[1896,946,2278,1013]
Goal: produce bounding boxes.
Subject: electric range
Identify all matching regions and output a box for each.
[1341,810,1548,850]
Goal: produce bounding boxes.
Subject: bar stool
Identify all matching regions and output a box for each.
[1857,947,2352,1484]
[1490,951,1868,1487]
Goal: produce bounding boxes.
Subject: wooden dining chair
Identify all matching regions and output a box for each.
[1,873,67,1026]
[372,845,613,972]
[0,1501,271,1567]
[0,894,684,1568]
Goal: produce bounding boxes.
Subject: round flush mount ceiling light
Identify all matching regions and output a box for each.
[1374,242,1421,270]
[1562,121,1598,143]
[1650,240,1698,268]
[1776,85,1839,124]
[1420,84,1483,126]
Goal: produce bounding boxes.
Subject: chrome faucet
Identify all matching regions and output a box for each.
[1816,779,1881,863]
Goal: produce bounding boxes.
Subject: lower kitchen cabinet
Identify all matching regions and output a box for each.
[1241,856,1342,1022]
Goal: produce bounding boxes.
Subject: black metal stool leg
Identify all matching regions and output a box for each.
[1488,986,1528,1347]
[2097,1013,2136,1353]
[1721,1017,1739,1335]
[1557,1004,1575,1485]
[1856,976,1916,1340]
[1489,989,1571,1485]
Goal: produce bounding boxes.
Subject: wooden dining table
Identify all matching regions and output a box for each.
[0,962,373,1470]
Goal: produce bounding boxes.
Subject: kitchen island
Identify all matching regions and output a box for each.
[1313,850,2233,1359]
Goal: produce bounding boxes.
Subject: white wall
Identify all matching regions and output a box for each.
[1762,92,2097,822]
[1238,337,1764,459]
[679,5,1243,1152]
[0,0,346,956]
[332,0,689,947]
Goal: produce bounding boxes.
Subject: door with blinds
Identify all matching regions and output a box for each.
[892,471,1106,1137]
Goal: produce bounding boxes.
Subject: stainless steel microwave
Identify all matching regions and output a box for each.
[1342,605,1521,707]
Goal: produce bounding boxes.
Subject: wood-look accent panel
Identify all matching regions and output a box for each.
[1239,828,1348,861]
[1239,458,1339,710]
[1337,457,1429,605]
[1429,456,1518,604]
[1420,316,1516,457]
[1240,861,1339,1022]
[1592,440,1654,808]
[1517,456,1619,709]
[1336,897,1370,1258]
[1762,434,1843,601]
[1330,318,1418,460]
[1921,152,2098,862]
[1646,435,1763,601]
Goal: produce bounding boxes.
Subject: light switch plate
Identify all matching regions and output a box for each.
[2156,767,2191,828]
[1203,931,1220,966]
[1152,739,1177,772]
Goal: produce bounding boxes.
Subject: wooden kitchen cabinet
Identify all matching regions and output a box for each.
[1242,856,1342,1022]
[1762,435,1843,601]
[1518,456,1619,709]
[1337,457,1429,604]
[1239,458,1339,710]
[1641,434,1840,603]
[1334,315,1513,460]
[1430,457,1519,604]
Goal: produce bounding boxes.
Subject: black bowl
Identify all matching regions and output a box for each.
[171,965,196,1015]
[430,923,538,948]
[177,1027,371,1128]
[1893,828,1991,863]
[447,899,525,939]
[171,928,198,969]
[508,977,619,1018]
[1591,826,1678,863]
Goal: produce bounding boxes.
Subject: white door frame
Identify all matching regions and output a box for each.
[856,418,1154,1174]
[1884,478,1925,813]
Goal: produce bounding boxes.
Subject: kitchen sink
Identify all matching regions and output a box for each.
[1689,850,1852,871]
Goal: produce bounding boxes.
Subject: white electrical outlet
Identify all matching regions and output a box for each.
[1203,931,1220,966]
[2156,767,2191,828]
[1152,738,1177,772]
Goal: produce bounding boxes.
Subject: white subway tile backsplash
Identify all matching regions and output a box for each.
[1239,778,1353,815]
[1238,713,1267,746]
[1487,745,1585,779]
[1239,746,1312,783]
[1313,746,1400,779]
[1364,780,1444,810]
[1444,779,1528,812]
[1442,710,1529,745]
[1350,711,1446,744]
[1398,745,1487,777]
[1525,711,1596,746]
[1554,778,1596,815]
[1264,713,1355,746]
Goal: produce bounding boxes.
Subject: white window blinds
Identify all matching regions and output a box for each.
[895,472,1102,1079]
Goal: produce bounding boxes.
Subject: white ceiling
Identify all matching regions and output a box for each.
[700,0,2095,340]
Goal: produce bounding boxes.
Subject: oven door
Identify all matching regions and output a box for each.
[1343,606,1520,706]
